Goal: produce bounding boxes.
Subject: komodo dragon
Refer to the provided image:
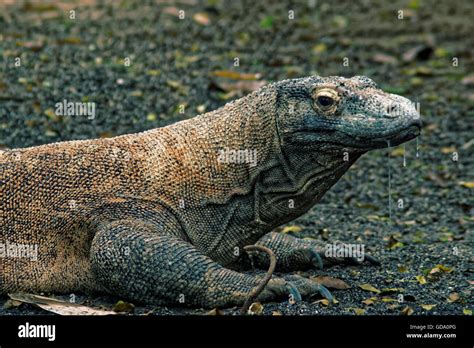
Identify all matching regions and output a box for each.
[0,75,421,308]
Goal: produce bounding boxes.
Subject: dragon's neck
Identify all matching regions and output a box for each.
[256,143,362,228]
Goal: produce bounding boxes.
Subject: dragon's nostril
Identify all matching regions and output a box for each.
[386,103,400,117]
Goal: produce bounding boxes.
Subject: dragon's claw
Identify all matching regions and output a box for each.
[315,283,333,302]
[286,282,302,302]
[309,249,324,270]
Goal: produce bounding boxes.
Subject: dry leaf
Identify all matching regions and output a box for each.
[458,181,474,189]
[206,308,224,316]
[415,275,427,284]
[390,147,405,157]
[147,113,157,121]
[462,139,474,150]
[381,298,397,302]
[359,284,381,293]
[430,264,453,274]
[16,41,44,51]
[312,276,350,290]
[350,270,360,277]
[147,69,160,76]
[196,105,206,113]
[402,45,433,62]
[372,53,397,64]
[216,80,266,94]
[438,233,454,242]
[166,80,188,94]
[314,299,330,306]
[113,300,135,313]
[8,293,116,316]
[388,241,404,250]
[380,288,404,295]
[401,306,414,315]
[247,302,263,315]
[3,299,23,309]
[57,37,82,45]
[130,90,143,97]
[397,265,408,273]
[349,308,365,315]
[211,70,261,80]
[440,146,456,154]
[281,225,303,234]
[362,297,377,305]
[272,310,282,316]
[99,131,113,138]
[184,56,200,63]
[401,220,416,226]
[162,7,180,16]
[193,12,210,25]
[420,304,436,311]
[447,293,460,303]
[386,235,404,250]
[312,43,327,54]
[22,2,57,11]
[461,75,474,86]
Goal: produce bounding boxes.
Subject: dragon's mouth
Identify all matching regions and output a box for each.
[365,122,422,148]
[287,119,422,151]
[333,118,422,150]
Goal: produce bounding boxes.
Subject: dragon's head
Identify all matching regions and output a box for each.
[274,75,421,153]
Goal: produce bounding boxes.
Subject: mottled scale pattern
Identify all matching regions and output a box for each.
[0,76,420,307]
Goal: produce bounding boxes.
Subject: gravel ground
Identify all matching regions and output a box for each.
[0,0,472,316]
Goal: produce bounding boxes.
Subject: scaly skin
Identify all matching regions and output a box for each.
[0,76,421,307]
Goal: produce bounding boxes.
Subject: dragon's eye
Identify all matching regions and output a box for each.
[313,88,340,112]
[317,95,334,107]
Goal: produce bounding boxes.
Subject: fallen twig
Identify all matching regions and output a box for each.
[240,245,276,315]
